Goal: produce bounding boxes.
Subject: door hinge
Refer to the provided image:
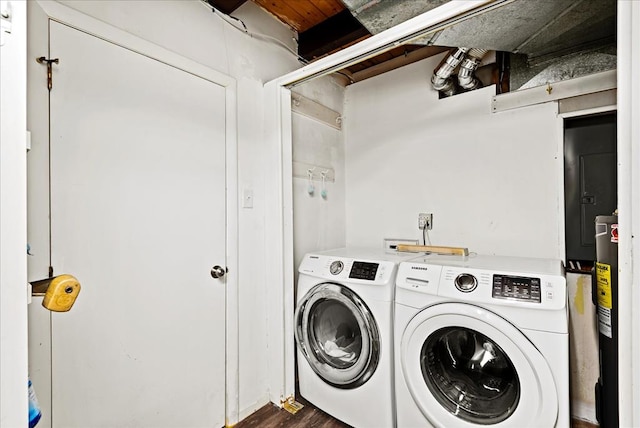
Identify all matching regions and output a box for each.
[36,56,59,91]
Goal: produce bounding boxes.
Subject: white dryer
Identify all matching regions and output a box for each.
[295,248,417,428]
[394,254,569,428]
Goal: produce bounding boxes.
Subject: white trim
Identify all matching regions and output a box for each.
[0,1,28,425]
[263,0,519,406]
[262,82,297,405]
[492,70,617,113]
[617,1,640,426]
[34,1,241,425]
[554,105,566,263]
[237,394,270,422]
[557,104,616,119]
[263,82,292,404]
[281,87,295,400]
[224,80,240,426]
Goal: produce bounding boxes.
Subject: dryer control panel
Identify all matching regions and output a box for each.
[349,261,379,281]
[299,254,397,286]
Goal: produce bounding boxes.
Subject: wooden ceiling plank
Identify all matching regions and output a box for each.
[290,0,328,26]
[253,0,315,32]
[348,45,450,82]
[311,0,344,19]
[347,63,368,73]
[378,51,395,61]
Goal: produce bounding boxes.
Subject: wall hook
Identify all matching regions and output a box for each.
[307,168,315,195]
[320,170,328,199]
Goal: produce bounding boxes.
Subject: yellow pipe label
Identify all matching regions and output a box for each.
[596,262,613,309]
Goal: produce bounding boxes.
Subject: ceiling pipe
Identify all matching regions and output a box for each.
[431,47,469,97]
[458,48,489,90]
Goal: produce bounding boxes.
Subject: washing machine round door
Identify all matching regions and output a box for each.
[295,283,380,389]
[400,303,558,427]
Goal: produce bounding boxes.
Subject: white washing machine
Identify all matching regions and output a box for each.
[295,248,417,427]
[394,254,569,428]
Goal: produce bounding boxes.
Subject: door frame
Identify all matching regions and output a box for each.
[265,0,640,424]
[34,0,240,423]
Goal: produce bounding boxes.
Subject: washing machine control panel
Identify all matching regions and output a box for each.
[396,256,566,311]
[492,274,541,303]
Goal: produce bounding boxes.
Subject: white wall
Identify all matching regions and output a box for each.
[26,0,301,422]
[344,54,562,260]
[342,53,603,423]
[292,75,346,270]
[0,0,29,426]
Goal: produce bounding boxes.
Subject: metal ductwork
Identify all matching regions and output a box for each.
[431,48,487,96]
[342,0,616,91]
[458,48,488,90]
[431,48,469,97]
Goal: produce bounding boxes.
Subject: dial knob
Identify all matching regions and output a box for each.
[329,261,344,275]
[455,273,478,292]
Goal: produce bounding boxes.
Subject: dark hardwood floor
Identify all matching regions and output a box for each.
[235,398,598,428]
[235,397,350,428]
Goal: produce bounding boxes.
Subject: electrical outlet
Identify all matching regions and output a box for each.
[418,213,433,230]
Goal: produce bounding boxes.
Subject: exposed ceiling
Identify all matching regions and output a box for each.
[208,0,616,86]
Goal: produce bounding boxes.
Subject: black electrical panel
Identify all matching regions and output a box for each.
[564,113,617,268]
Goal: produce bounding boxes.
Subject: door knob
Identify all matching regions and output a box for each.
[210,265,227,279]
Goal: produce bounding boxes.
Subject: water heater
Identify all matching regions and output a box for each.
[594,213,618,428]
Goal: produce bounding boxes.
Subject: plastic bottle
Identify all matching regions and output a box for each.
[28,377,41,428]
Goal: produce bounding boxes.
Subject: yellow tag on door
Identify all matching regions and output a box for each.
[595,262,613,309]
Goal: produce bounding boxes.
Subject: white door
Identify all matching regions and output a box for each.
[48,21,227,427]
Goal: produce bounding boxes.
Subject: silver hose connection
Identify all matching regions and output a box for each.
[458,48,488,90]
[431,47,469,97]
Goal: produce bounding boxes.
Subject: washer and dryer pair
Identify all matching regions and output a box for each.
[295,248,569,428]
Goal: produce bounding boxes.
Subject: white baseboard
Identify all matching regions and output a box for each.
[238,394,271,423]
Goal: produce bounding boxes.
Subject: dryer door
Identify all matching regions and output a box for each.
[295,283,380,389]
[400,303,558,427]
